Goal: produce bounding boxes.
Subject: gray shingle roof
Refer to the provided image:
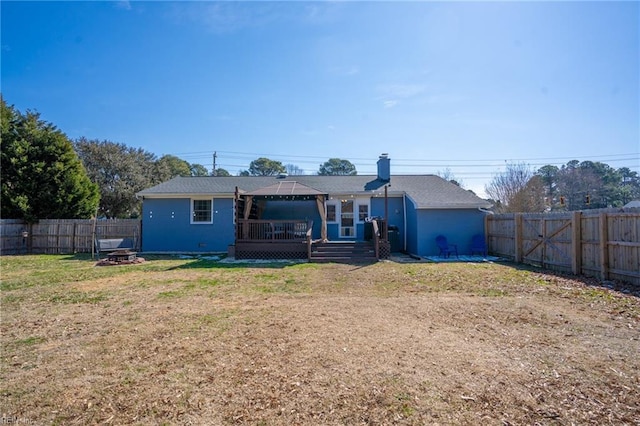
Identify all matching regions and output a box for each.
[137,175,492,209]
[245,181,326,196]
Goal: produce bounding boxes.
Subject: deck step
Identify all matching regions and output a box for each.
[309,242,377,263]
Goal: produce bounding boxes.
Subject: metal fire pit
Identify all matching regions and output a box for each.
[107,250,137,262]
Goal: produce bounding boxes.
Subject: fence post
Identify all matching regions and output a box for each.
[571,211,581,275]
[514,213,523,263]
[27,222,33,254]
[541,216,547,268]
[72,222,77,253]
[91,217,97,260]
[56,221,61,254]
[599,212,609,280]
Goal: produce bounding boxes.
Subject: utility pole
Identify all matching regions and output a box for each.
[212,151,217,176]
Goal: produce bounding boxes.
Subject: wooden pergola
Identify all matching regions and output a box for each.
[234,181,328,259]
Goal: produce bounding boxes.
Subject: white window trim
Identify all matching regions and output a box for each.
[326,197,371,223]
[326,201,338,223]
[356,199,371,223]
[190,198,213,224]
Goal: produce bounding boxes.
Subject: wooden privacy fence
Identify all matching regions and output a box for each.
[0,219,141,255]
[486,208,640,285]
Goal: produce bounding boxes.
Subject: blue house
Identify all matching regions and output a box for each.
[137,155,492,259]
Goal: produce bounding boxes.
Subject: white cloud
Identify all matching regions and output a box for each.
[383,100,398,109]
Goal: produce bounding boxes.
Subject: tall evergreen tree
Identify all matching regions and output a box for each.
[318,158,357,176]
[212,168,231,177]
[190,163,209,176]
[536,165,559,204]
[536,160,640,210]
[1,98,99,221]
[248,157,286,176]
[155,154,192,181]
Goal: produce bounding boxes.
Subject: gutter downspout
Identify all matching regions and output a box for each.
[403,193,407,252]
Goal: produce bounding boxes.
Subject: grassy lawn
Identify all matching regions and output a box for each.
[1,254,639,425]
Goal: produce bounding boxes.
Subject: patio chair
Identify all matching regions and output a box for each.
[470,234,488,257]
[435,235,458,258]
[268,223,286,240]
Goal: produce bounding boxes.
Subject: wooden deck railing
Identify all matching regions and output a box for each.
[237,220,312,243]
[306,226,313,260]
[372,220,380,260]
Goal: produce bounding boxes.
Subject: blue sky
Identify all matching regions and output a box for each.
[2,1,638,196]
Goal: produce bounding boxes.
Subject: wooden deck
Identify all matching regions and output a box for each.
[236,220,311,243]
[234,219,390,262]
[235,220,312,260]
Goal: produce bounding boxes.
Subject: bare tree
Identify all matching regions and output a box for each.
[437,168,464,188]
[485,162,537,213]
[285,163,305,175]
[510,175,547,212]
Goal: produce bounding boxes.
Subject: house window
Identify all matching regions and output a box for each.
[358,204,369,222]
[192,199,212,224]
[326,204,336,222]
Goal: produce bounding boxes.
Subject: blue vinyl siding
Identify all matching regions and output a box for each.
[141,193,484,256]
[371,196,405,250]
[327,223,339,240]
[405,197,419,254]
[403,197,486,256]
[415,209,486,256]
[141,198,235,252]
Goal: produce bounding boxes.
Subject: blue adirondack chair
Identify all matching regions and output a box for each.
[470,234,488,257]
[436,235,458,258]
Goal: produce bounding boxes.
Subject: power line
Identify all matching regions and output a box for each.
[191,156,640,171]
[171,149,639,164]
[182,154,639,166]
[168,148,639,177]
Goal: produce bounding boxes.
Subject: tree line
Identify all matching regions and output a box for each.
[485,161,640,213]
[1,98,358,220]
[4,98,636,220]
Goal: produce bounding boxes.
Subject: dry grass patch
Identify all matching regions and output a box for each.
[1,255,638,425]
